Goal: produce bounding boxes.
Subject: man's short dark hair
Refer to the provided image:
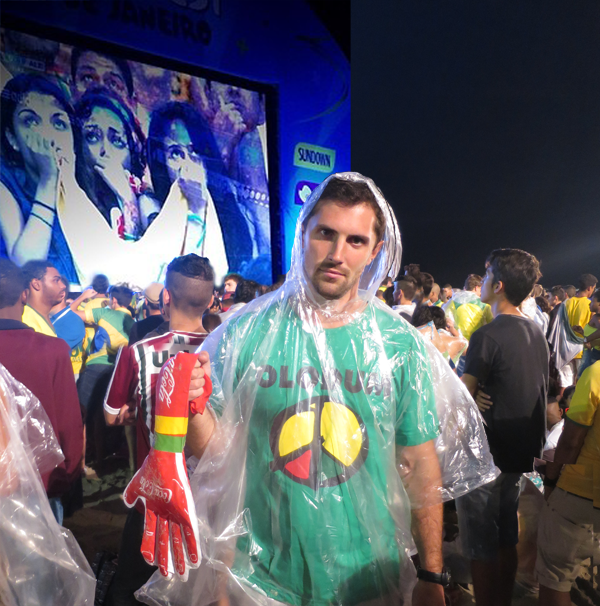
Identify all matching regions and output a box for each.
[21,260,55,286]
[234,280,260,304]
[485,249,541,307]
[70,47,134,98]
[464,274,482,292]
[563,285,576,298]
[395,276,417,301]
[535,296,551,314]
[578,274,598,291]
[443,283,452,291]
[550,285,566,302]
[421,272,434,297]
[165,254,215,316]
[223,273,243,285]
[92,274,110,294]
[0,259,26,309]
[412,304,446,331]
[303,177,385,244]
[109,285,134,308]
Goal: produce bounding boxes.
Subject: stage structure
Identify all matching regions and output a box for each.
[0,0,350,288]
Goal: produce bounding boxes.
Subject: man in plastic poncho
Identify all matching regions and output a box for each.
[134,173,497,606]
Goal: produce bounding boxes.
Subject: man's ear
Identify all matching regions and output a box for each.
[162,288,171,307]
[493,280,505,295]
[20,290,27,304]
[29,278,42,293]
[369,240,384,263]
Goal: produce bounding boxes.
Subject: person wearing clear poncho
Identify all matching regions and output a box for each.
[136,172,498,606]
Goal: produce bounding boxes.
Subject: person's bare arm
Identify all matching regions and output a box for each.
[398,439,445,605]
[69,288,97,320]
[543,419,589,500]
[105,402,137,426]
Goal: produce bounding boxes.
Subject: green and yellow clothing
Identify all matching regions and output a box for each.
[557,361,600,506]
[565,296,592,360]
[84,306,134,366]
[584,323,600,351]
[213,302,439,605]
[444,292,493,341]
[22,304,56,338]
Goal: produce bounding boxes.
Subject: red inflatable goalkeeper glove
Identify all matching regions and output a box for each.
[123,351,210,579]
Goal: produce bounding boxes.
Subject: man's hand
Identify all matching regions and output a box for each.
[412,579,445,606]
[189,351,211,408]
[475,389,493,412]
[116,403,136,425]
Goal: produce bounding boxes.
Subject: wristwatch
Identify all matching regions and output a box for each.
[416,566,451,587]
[543,476,558,488]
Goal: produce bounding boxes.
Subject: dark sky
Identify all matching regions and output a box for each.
[351,1,600,287]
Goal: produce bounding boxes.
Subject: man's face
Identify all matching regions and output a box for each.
[41,267,66,307]
[73,51,129,101]
[302,200,383,302]
[224,279,238,294]
[474,285,482,297]
[443,287,452,300]
[479,267,496,304]
[590,297,600,314]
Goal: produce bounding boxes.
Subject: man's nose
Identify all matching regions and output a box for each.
[326,237,344,262]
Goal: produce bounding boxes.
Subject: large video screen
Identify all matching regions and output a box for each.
[0,27,273,288]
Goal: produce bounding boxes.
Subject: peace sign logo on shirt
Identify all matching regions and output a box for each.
[269,395,369,489]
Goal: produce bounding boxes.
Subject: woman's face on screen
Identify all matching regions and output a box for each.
[162,119,202,184]
[10,91,75,170]
[82,105,131,173]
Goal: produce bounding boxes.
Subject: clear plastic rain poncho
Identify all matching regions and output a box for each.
[138,172,498,606]
[0,364,96,606]
[443,290,493,341]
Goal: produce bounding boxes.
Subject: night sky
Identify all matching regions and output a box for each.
[351,1,600,287]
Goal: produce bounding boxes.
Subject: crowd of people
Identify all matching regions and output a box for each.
[1,173,599,606]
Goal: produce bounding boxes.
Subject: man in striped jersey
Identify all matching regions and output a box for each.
[103,253,214,606]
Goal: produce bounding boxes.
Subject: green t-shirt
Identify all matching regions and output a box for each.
[213,302,439,605]
[85,306,133,366]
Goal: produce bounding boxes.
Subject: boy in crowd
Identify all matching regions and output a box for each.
[103,254,215,606]
[458,249,549,606]
[564,273,597,375]
[392,275,417,320]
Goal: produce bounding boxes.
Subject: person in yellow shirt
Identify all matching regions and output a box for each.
[579,288,600,378]
[536,360,600,605]
[564,274,597,371]
[21,260,65,338]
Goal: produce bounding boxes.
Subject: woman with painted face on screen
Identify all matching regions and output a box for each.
[0,74,80,283]
[74,88,160,241]
[148,101,253,283]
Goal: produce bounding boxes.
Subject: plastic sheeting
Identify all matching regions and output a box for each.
[138,172,498,606]
[416,323,468,366]
[443,290,493,341]
[0,363,96,606]
[547,301,584,370]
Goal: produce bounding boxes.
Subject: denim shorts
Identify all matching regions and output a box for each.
[455,472,522,561]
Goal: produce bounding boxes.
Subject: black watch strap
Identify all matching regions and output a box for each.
[416,566,451,587]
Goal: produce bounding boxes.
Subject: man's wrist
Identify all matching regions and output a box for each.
[416,566,451,587]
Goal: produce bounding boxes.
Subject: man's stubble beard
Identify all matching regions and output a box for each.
[311,270,360,301]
